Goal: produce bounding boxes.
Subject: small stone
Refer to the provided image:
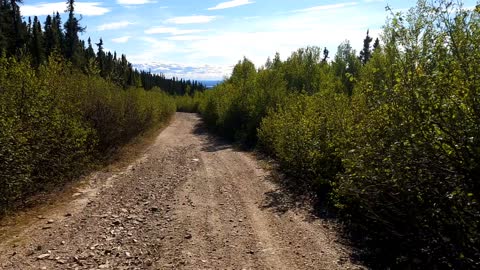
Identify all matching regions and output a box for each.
[37,253,50,260]
[112,220,121,226]
[125,252,131,258]
[64,213,72,217]
[150,207,159,212]
[184,233,192,239]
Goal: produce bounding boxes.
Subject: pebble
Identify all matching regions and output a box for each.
[37,253,50,260]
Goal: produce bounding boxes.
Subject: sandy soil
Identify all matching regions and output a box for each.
[0,113,364,270]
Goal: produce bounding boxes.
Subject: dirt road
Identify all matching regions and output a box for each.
[0,113,362,270]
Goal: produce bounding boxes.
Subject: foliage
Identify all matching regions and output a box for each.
[336,1,480,267]
[258,92,350,189]
[177,1,480,268]
[0,55,175,212]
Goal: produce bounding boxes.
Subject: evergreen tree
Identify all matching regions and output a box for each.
[85,37,95,59]
[322,47,329,63]
[30,16,45,67]
[359,30,373,65]
[0,0,26,56]
[10,0,24,55]
[373,37,380,51]
[53,12,64,48]
[44,14,62,57]
[64,0,85,65]
[96,38,106,76]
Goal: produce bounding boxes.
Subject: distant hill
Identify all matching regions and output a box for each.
[199,80,222,89]
[132,63,224,89]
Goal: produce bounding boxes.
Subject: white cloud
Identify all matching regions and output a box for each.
[129,37,178,61]
[166,35,206,41]
[98,21,134,31]
[166,15,217,24]
[132,62,230,80]
[112,36,131,43]
[116,0,156,5]
[125,0,386,80]
[178,5,384,71]
[144,27,206,35]
[295,2,358,13]
[21,2,109,16]
[207,0,254,10]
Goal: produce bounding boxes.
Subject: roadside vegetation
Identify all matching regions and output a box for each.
[176,1,480,268]
[0,0,188,212]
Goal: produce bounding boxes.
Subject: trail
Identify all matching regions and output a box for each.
[0,113,363,270]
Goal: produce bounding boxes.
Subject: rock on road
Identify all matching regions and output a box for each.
[0,113,363,270]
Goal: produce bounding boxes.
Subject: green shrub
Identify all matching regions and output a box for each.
[0,55,175,212]
[336,2,480,267]
[258,92,350,189]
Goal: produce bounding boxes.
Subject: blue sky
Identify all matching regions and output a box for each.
[20,0,478,80]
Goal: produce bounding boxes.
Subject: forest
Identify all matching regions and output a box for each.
[176,1,480,268]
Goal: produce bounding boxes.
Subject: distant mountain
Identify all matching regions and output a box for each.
[132,63,228,87]
[199,80,222,89]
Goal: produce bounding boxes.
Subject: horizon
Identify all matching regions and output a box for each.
[20,0,477,80]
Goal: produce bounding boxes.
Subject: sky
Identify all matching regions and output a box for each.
[19,0,478,80]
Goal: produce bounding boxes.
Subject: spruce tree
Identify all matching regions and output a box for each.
[44,14,63,57]
[322,47,329,63]
[30,16,44,66]
[53,12,64,47]
[96,38,105,76]
[10,0,24,54]
[359,30,373,65]
[373,37,380,51]
[86,37,95,59]
[64,0,85,65]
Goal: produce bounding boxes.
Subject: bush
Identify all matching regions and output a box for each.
[258,92,350,190]
[336,2,480,267]
[0,55,175,212]
[177,2,480,267]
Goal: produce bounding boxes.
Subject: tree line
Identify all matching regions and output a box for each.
[0,0,179,213]
[0,0,206,94]
[176,1,480,268]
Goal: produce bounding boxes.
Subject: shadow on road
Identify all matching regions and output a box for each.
[192,119,233,153]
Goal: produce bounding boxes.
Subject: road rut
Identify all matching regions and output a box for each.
[0,113,362,270]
